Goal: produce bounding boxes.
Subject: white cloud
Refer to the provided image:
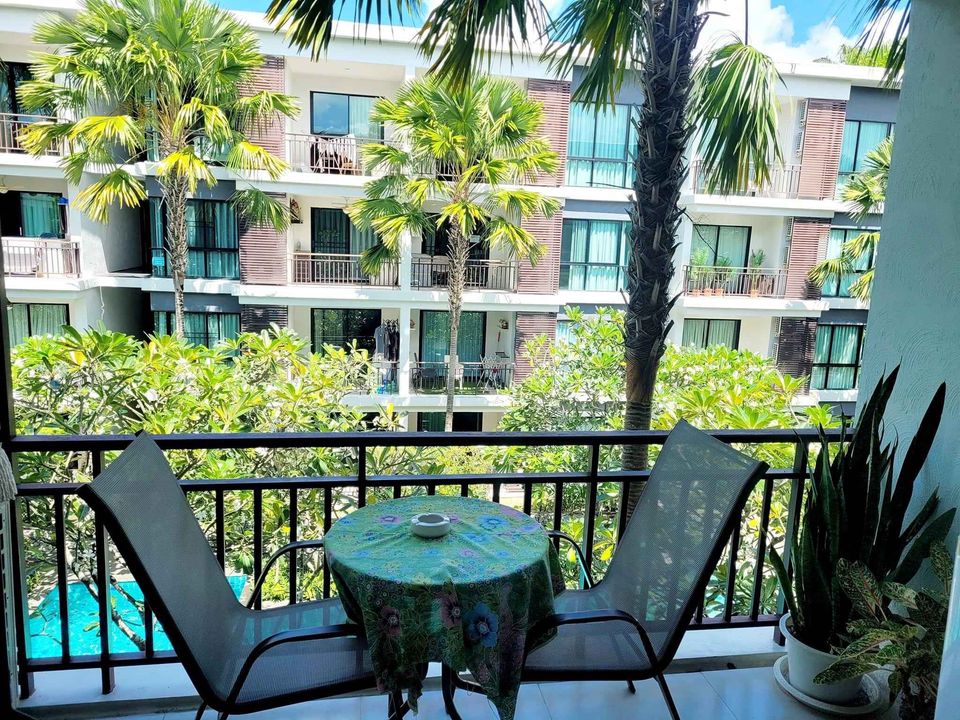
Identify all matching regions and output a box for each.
[698,0,858,63]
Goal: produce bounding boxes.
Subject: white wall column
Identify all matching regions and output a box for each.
[397,304,411,396]
[398,230,413,291]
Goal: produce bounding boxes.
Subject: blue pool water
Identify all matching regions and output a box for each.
[28,576,246,658]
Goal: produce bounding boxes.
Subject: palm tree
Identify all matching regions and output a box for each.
[348,76,559,431]
[20,0,298,338]
[809,137,890,301]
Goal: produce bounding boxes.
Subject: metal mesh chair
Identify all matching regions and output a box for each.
[78,434,392,720]
[517,421,769,720]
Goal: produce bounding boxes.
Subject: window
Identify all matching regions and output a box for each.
[0,191,65,238]
[0,62,38,116]
[560,219,629,291]
[838,120,893,190]
[310,92,381,138]
[811,324,864,390]
[311,308,382,354]
[556,319,575,344]
[681,319,740,349]
[418,412,482,432]
[7,303,68,347]
[821,228,876,297]
[148,199,239,279]
[420,311,485,364]
[153,311,240,346]
[692,225,751,267]
[310,208,377,255]
[566,103,638,188]
[423,216,488,260]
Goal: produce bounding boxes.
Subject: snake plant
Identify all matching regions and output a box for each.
[770,366,956,652]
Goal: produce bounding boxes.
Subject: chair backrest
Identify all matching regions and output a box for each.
[78,434,243,697]
[603,421,767,663]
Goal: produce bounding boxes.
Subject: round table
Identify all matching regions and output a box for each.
[324,495,564,720]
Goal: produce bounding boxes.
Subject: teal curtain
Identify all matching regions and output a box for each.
[693,225,719,262]
[593,105,628,159]
[20,193,61,237]
[312,208,350,253]
[561,220,627,290]
[682,319,708,348]
[560,220,587,289]
[212,313,239,344]
[828,325,860,389]
[839,121,859,174]
[420,311,484,363]
[566,103,631,188]
[855,122,890,168]
[348,95,380,138]
[586,220,620,290]
[567,103,595,158]
[682,319,737,349]
[7,304,67,347]
[716,227,749,267]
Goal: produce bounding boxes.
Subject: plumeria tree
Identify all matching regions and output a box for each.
[20,0,298,337]
[809,137,890,301]
[348,76,559,431]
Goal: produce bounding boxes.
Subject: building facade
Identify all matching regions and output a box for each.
[0,1,894,428]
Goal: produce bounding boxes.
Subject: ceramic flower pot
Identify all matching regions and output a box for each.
[779,614,862,704]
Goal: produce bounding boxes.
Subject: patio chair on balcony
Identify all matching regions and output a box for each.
[445,421,768,720]
[77,434,402,720]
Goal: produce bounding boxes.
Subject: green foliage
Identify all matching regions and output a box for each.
[840,43,893,68]
[769,368,956,652]
[815,545,952,718]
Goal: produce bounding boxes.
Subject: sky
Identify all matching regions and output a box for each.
[222,0,873,64]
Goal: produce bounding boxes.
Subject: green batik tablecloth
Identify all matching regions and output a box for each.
[324,496,564,720]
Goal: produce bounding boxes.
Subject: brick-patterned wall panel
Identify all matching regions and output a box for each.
[240,193,287,285]
[514,312,557,381]
[526,79,571,187]
[243,55,286,158]
[776,318,818,390]
[517,210,562,293]
[241,305,289,334]
[785,217,830,299]
[797,99,847,200]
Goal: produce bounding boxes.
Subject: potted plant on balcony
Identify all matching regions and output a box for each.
[689,247,711,296]
[747,249,766,297]
[712,256,733,296]
[769,368,955,708]
[815,544,954,720]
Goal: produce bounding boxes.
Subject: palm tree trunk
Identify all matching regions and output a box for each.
[444,226,469,432]
[622,0,704,520]
[163,175,189,340]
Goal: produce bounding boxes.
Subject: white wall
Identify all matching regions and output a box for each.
[737,316,775,355]
[859,0,960,565]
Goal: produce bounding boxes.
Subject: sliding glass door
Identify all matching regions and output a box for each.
[419,311,485,363]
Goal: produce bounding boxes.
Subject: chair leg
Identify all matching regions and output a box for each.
[441,665,464,720]
[194,702,206,720]
[626,679,637,694]
[655,673,681,720]
[387,688,408,720]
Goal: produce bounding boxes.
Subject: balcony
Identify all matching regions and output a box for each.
[0,113,61,156]
[291,252,400,286]
[2,237,80,277]
[681,265,787,298]
[7,428,836,718]
[411,256,519,292]
[286,133,399,175]
[690,160,801,200]
[411,359,515,394]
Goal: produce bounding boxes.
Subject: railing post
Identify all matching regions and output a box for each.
[92,451,115,694]
[582,443,600,586]
[774,441,809,645]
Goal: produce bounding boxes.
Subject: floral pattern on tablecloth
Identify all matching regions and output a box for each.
[324,496,564,720]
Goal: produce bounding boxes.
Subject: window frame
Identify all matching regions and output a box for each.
[811,323,865,391]
[153,311,240,346]
[7,302,69,347]
[566,102,638,189]
[309,91,383,139]
[691,224,753,267]
[149,199,239,280]
[838,119,894,187]
[559,218,630,292]
[681,318,741,350]
[821,226,878,298]
[310,307,382,354]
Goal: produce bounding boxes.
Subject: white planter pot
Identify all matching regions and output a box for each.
[779,614,862,704]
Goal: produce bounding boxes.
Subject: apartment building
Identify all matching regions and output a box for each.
[0,1,892,428]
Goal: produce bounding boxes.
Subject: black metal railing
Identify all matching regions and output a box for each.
[411,361,515,394]
[411,257,518,292]
[682,265,788,298]
[6,427,843,699]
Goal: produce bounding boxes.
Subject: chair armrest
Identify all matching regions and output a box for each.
[246,539,326,609]
[546,530,595,588]
[227,623,361,705]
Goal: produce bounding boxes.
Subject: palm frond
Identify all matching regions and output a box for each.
[18,121,72,158]
[225,140,289,179]
[74,169,147,223]
[855,0,910,79]
[68,115,145,153]
[849,269,875,301]
[841,137,891,219]
[155,147,217,192]
[844,231,879,261]
[485,188,560,220]
[359,241,398,275]
[231,188,290,233]
[808,256,854,286]
[691,41,783,194]
[233,90,300,127]
[485,218,545,263]
[174,98,233,145]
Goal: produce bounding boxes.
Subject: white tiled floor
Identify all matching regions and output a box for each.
[105,668,896,720]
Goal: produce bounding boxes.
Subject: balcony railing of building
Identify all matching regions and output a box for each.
[691,160,802,200]
[290,252,400,287]
[682,265,788,298]
[411,257,519,292]
[411,360,515,394]
[0,113,61,155]
[286,133,399,175]
[6,427,842,699]
[2,237,80,278]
